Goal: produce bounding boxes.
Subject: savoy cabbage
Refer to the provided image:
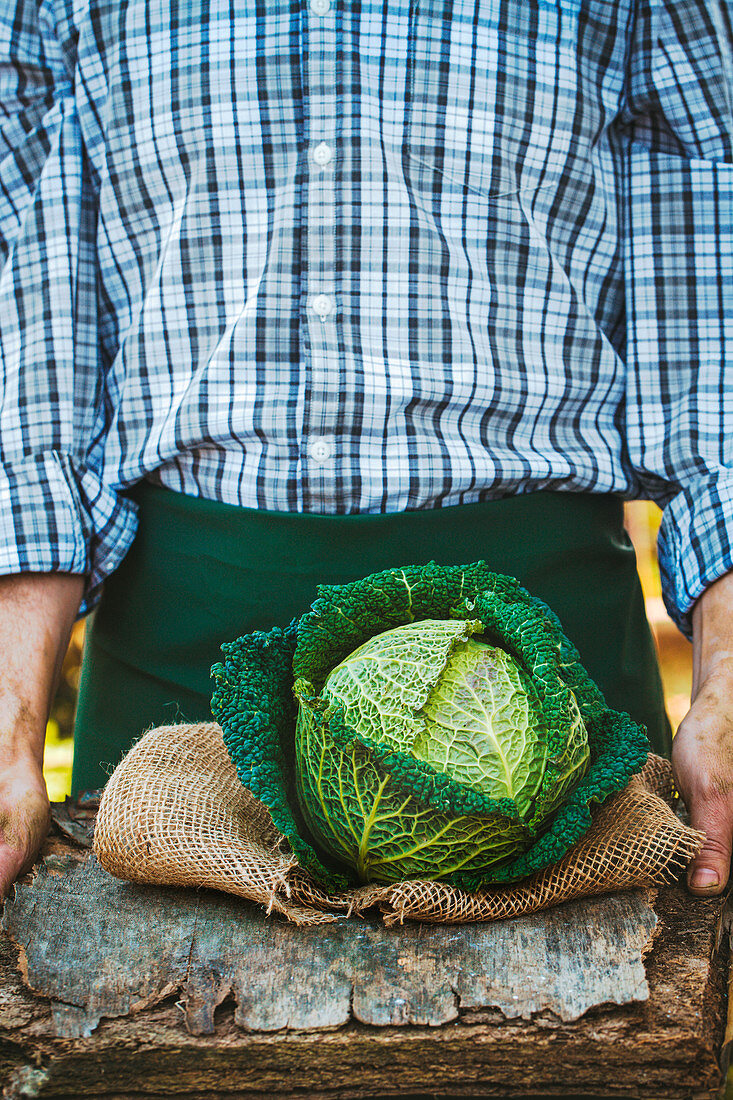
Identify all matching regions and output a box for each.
[210,562,649,891]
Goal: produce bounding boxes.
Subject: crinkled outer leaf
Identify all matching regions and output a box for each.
[212,562,649,890]
[210,623,349,890]
[293,561,492,691]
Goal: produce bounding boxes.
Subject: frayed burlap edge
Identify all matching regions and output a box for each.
[93,722,703,926]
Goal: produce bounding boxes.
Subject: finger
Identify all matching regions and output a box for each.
[686,799,732,896]
[0,845,27,901]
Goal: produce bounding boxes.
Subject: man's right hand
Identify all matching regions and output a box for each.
[0,755,50,897]
[0,572,84,900]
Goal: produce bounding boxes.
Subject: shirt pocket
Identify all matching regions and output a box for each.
[402,0,584,201]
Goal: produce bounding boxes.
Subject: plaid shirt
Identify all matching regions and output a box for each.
[0,0,731,630]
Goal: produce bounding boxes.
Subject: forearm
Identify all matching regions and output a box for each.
[0,573,84,767]
[691,571,733,697]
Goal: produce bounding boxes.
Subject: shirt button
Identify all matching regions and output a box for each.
[311,293,334,319]
[308,437,334,463]
[310,0,331,13]
[313,142,333,166]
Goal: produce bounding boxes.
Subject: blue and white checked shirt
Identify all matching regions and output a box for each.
[0,0,731,631]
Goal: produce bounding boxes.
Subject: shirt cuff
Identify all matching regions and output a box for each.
[657,475,733,640]
[0,451,138,615]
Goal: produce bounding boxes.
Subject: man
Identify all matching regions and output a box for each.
[0,0,731,899]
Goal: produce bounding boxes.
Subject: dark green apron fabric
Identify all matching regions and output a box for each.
[71,483,672,794]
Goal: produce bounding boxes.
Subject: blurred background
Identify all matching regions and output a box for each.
[41,500,694,800]
[623,500,694,734]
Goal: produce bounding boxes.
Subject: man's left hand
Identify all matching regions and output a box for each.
[672,571,733,896]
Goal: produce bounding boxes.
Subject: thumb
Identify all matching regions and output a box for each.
[686,798,732,895]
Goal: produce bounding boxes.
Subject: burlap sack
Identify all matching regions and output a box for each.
[93,721,703,926]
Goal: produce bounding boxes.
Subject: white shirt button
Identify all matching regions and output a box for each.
[313,142,333,166]
[311,293,334,319]
[310,0,331,13]
[308,437,334,463]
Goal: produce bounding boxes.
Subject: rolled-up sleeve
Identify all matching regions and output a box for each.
[622,0,733,637]
[0,0,136,614]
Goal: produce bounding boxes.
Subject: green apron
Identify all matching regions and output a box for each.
[71,483,671,794]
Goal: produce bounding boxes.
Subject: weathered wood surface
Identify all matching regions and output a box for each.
[2,852,660,1038]
[0,804,727,1099]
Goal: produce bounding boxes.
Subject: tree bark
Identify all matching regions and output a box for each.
[0,803,727,1100]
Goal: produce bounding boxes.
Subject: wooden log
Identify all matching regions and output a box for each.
[3,854,663,1036]
[0,806,727,1100]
